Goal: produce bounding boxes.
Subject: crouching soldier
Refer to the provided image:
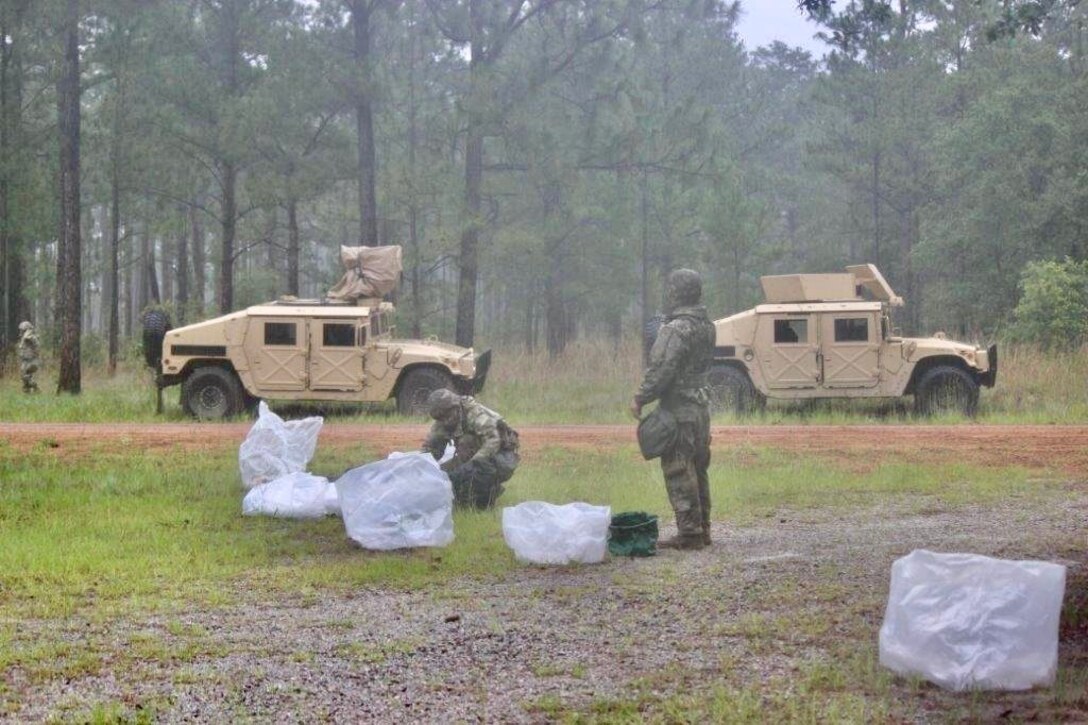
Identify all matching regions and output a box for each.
[422,389,520,509]
[17,321,41,393]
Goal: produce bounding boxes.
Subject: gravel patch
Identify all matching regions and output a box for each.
[7,493,1088,722]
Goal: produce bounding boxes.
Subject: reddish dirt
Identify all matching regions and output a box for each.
[2,423,1088,476]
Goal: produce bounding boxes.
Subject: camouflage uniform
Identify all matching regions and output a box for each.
[17,322,40,393]
[422,393,520,509]
[634,271,716,548]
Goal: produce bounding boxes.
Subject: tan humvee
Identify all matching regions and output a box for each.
[152,298,490,419]
[710,264,996,415]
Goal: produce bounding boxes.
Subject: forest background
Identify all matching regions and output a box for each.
[0,0,1085,393]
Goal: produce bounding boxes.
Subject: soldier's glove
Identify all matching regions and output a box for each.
[629,398,643,420]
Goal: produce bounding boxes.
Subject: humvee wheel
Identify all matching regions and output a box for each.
[914,365,979,417]
[141,309,172,369]
[708,364,764,415]
[397,367,454,417]
[183,367,245,420]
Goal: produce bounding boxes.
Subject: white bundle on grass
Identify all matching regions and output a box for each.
[879,549,1066,691]
[335,453,454,550]
[242,472,339,519]
[502,501,612,565]
[238,401,323,489]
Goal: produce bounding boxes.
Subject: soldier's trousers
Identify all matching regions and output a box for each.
[447,451,519,510]
[20,361,38,392]
[660,408,711,539]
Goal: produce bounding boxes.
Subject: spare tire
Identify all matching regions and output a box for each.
[142,309,173,369]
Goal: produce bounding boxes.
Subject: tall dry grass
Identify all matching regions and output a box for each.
[483,339,1088,423]
[0,339,1085,423]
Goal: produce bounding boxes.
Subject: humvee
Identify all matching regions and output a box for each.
[144,298,490,419]
[709,264,996,415]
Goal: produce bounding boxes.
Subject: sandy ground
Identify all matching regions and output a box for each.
[3,422,1088,475]
[2,423,1087,721]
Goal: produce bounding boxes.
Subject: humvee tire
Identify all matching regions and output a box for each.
[913,365,979,417]
[397,367,454,417]
[708,363,764,415]
[183,366,245,420]
[142,310,172,369]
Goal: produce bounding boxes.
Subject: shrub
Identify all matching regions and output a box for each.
[1009,258,1088,350]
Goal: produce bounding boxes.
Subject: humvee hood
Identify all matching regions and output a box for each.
[388,338,474,356]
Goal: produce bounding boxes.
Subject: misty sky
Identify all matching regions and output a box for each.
[735,1,829,56]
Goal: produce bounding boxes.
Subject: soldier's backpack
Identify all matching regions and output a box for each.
[498,420,520,453]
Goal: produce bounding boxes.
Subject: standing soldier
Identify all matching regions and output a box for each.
[630,269,716,550]
[17,321,41,393]
[422,389,520,509]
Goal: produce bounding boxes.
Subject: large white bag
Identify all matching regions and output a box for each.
[879,549,1066,691]
[335,453,454,550]
[242,472,336,519]
[239,402,323,489]
[502,501,611,565]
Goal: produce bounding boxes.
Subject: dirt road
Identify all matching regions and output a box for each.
[2,422,1088,474]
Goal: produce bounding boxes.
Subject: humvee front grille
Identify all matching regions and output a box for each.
[171,344,227,357]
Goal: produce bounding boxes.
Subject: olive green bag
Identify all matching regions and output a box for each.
[637,406,677,460]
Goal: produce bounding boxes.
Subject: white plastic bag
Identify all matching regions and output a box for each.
[239,402,323,489]
[502,501,611,565]
[242,472,336,519]
[879,549,1066,691]
[335,453,454,550]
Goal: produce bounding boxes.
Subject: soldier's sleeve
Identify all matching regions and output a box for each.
[421,421,451,460]
[635,325,685,406]
[468,412,502,461]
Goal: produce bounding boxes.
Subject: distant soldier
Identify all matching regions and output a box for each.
[17,320,41,393]
[631,269,716,550]
[422,389,520,509]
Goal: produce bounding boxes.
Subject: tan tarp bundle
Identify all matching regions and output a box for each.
[327,245,403,301]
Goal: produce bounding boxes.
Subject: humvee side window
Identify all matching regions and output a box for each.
[322,323,355,347]
[774,319,807,344]
[264,322,297,346]
[834,318,868,343]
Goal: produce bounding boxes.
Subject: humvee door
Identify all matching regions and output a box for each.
[819,312,880,388]
[308,319,364,391]
[246,318,307,391]
[760,314,819,389]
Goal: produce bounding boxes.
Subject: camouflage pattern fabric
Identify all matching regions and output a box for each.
[17,328,40,393]
[423,396,520,509]
[635,305,716,542]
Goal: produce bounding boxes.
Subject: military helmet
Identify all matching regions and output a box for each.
[426,388,461,418]
[665,268,702,308]
[18,320,32,333]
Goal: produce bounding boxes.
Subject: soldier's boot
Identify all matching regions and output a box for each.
[657,534,705,551]
[702,527,712,547]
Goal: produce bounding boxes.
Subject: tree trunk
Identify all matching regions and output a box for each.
[0,2,28,359]
[286,196,299,296]
[147,234,160,305]
[352,0,379,246]
[161,229,173,306]
[107,165,120,375]
[640,170,651,364]
[55,0,81,394]
[456,122,482,348]
[176,215,189,325]
[189,202,204,316]
[218,160,236,313]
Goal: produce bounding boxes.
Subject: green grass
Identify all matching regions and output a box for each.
[0,439,1079,721]
[2,340,1087,423]
[0,440,1050,623]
